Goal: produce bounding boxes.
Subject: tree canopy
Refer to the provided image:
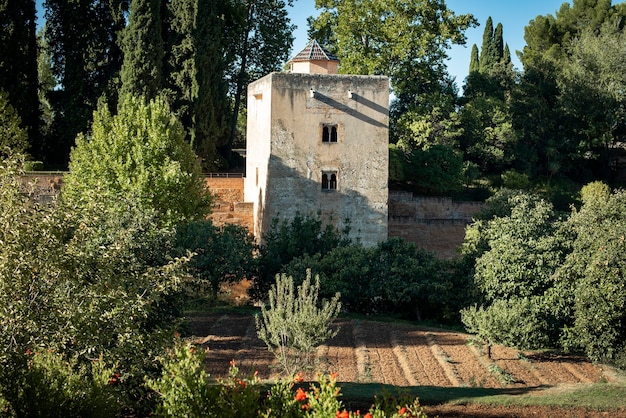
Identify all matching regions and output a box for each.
[62,94,212,226]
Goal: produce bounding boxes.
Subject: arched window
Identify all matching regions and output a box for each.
[322,171,337,191]
[322,126,330,142]
[322,124,338,143]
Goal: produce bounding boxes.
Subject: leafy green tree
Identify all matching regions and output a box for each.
[461,192,570,350]
[0,0,39,154]
[62,94,212,227]
[402,143,463,195]
[0,155,188,414]
[174,221,255,299]
[556,186,626,366]
[0,91,29,156]
[513,0,626,182]
[558,24,626,179]
[120,0,165,100]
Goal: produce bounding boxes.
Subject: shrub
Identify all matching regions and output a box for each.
[282,239,454,321]
[62,94,212,227]
[146,340,260,418]
[252,213,351,301]
[461,297,552,350]
[12,351,120,417]
[174,220,255,299]
[149,342,427,418]
[256,271,341,376]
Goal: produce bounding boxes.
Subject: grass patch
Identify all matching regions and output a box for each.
[337,382,626,412]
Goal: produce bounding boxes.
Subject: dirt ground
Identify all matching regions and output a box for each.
[186,310,625,417]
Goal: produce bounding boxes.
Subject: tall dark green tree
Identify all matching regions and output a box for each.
[167,0,233,170]
[224,0,295,165]
[0,0,39,157]
[478,16,495,72]
[468,44,479,74]
[120,0,165,100]
[460,17,516,178]
[44,0,126,166]
[512,0,626,182]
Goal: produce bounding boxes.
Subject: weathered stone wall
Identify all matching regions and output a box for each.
[205,176,253,231]
[20,172,64,204]
[388,192,484,259]
[21,174,483,258]
[246,72,389,247]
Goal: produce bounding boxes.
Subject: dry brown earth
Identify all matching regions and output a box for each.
[186,311,626,417]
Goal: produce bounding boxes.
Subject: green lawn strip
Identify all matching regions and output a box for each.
[337,382,626,412]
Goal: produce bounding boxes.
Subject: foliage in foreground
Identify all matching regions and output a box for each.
[256,271,341,376]
[0,155,189,414]
[147,339,427,417]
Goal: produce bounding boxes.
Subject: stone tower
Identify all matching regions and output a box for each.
[244,40,389,247]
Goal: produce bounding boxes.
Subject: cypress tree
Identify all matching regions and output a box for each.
[469,44,480,74]
[494,22,504,63]
[167,0,231,170]
[44,0,126,166]
[503,43,512,67]
[479,16,494,72]
[192,0,231,169]
[121,0,165,100]
[0,0,39,156]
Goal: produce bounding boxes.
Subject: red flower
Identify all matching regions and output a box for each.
[238,379,246,388]
[108,373,120,385]
[330,372,339,381]
[294,372,304,383]
[336,410,349,418]
[294,387,307,402]
[364,414,373,418]
[398,407,407,415]
[229,359,236,367]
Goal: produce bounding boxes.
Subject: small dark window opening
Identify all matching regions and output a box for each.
[322,171,337,191]
[322,125,338,143]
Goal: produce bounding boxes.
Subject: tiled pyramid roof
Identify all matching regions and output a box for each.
[290,40,339,62]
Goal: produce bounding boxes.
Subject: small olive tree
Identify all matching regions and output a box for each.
[256,270,341,376]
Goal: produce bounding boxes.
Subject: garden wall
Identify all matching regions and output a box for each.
[388,192,484,259]
[21,174,482,258]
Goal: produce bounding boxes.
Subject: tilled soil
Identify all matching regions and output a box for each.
[186,312,623,417]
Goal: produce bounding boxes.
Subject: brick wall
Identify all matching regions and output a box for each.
[388,192,484,259]
[205,176,253,231]
[20,174,482,258]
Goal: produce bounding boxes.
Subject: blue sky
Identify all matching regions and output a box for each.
[287,0,597,90]
[35,0,615,90]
